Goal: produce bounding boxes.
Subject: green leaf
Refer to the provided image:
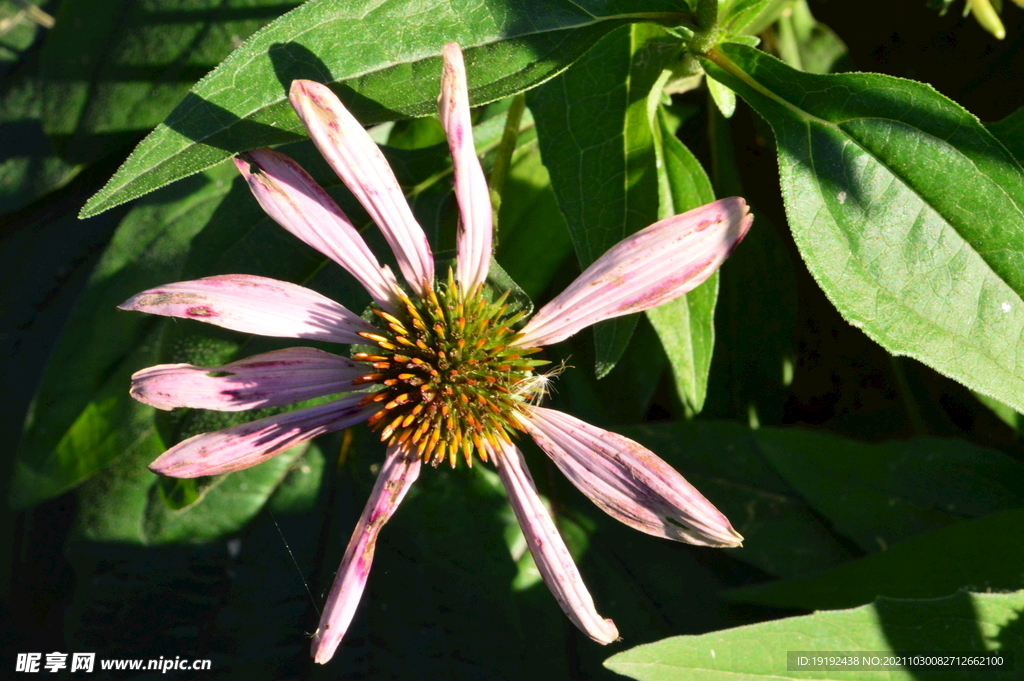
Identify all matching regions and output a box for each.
[66,444,328,676]
[724,509,1024,609]
[531,24,679,377]
[0,2,46,77]
[606,590,1024,680]
[973,391,1020,432]
[39,0,299,165]
[0,58,82,214]
[772,0,849,75]
[702,104,797,426]
[620,421,856,577]
[144,444,312,543]
[11,165,238,508]
[320,430,566,679]
[81,0,695,218]
[646,107,718,414]
[720,0,790,36]
[493,142,574,302]
[706,78,736,118]
[70,413,316,544]
[988,105,1024,165]
[754,429,1024,552]
[702,43,1024,414]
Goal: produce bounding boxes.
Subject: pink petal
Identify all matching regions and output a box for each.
[515,197,753,347]
[119,274,375,344]
[492,440,619,644]
[312,446,421,664]
[234,149,401,313]
[149,394,377,478]
[130,347,366,412]
[290,80,435,295]
[518,407,743,548]
[440,43,492,294]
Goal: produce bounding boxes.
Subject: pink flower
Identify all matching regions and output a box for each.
[120,43,751,664]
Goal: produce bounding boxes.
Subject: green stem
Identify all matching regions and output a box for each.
[687,0,720,54]
[704,47,831,126]
[488,93,527,230]
[696,0,718,30]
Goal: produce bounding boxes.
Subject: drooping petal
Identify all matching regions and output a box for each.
[290,80,434,294]
[234,149,401,313]
[440,43,492,294]
[149,395,378,478]
[492,440,619,644]
[119,274,375,344]
[312,446,421,664]
[515,197,753,347]
[518,407,743,548]
[131,347,366,412]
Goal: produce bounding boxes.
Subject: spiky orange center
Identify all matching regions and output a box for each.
[353,272,545,468]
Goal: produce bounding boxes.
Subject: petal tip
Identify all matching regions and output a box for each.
[231,154,251,173]
[311,630,337,665]
[596,619,620,645]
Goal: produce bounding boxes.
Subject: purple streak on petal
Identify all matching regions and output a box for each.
[515,197,753,347]
[234,149,401,313]
[119,274,375,344]
[148,394,378,478]
[312,446,421,664]
[440,43,492,294]
[289,80,434,295]
[130,347,366,412]
[519,407,743,548]
[492,440,619,644]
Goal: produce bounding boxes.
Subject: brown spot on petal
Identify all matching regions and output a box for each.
[187,306,217,317]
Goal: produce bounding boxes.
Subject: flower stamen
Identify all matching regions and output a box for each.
[354,269,545,467]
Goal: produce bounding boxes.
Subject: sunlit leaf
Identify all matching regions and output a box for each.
[606,590,1024,680]
[703,43,1024,413]
[647,107,718,414]
[81,0,695,217]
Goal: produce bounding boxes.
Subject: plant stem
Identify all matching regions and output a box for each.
[488,93,527,229]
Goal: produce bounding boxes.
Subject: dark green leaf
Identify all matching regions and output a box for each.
[318,430,564,679]
[0,59,81,214]
[39,0,300,164]
[531,24,680,377]
[702,105,797,427]
[11,165,237,508]
[988,105,1024,166]
[606,590,1024,680]
[66,444,328,677]
[620,421,856,577]
[754,429,1024,551]
[0,2,46,77]
[703,43,1024,413]
[724,509,1024,609]
[493,142,574,302]
[81,0,695,217]
[774,0,849,74]
[972,391,1020,433]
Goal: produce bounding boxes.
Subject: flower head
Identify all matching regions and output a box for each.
[120,43,752,664]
